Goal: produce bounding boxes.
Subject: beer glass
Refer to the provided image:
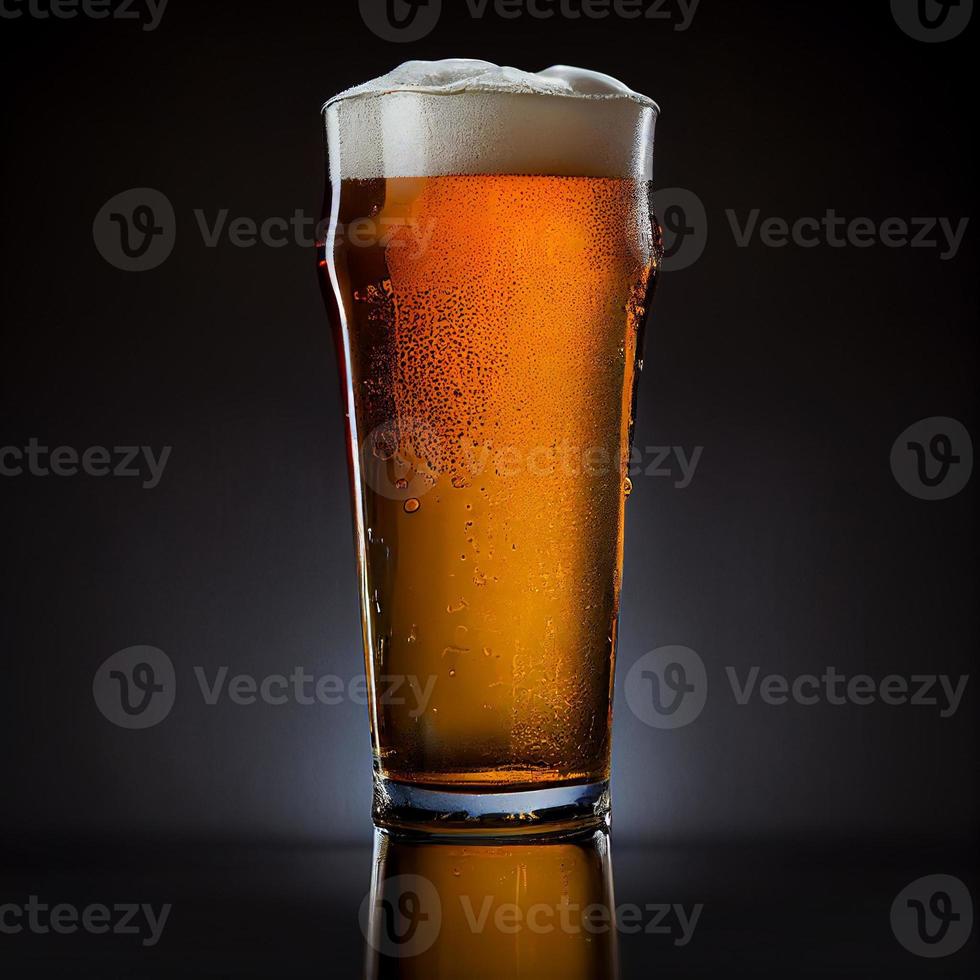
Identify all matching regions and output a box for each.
[320,60,660,833]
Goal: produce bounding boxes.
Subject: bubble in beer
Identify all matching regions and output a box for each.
[624,477,633,496]
[404,497,421,513]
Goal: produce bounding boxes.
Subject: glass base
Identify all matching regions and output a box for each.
[373,775,611,839]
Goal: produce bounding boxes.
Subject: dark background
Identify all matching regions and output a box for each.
[1,0,976,975]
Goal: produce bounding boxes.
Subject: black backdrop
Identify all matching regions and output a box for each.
[0,1,977,975]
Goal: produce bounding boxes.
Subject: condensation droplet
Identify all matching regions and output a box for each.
[624,477,633,497]
[404,497,421,513]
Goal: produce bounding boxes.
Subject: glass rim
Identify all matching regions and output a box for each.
[321,87,660,116]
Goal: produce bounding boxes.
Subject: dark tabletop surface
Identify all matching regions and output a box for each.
[1,834,975,978]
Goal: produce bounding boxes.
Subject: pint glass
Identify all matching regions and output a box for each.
[320,61,660,832]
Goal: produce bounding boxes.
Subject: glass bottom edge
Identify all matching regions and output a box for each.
[372,775,611,839]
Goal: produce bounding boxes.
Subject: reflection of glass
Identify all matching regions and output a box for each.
[362,828,618,980]
[321,60,661,833]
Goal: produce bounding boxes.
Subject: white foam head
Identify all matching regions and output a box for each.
[324,60,658,181]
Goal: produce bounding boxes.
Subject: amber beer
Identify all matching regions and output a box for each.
[321,61,660,831]
[363,828,617,978]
